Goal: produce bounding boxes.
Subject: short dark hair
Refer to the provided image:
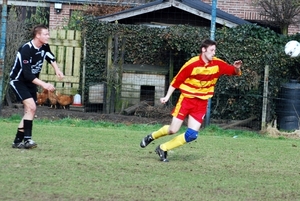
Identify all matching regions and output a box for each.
[200,39,217,52]
[32,24,48,38]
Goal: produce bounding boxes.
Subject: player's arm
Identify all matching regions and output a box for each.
[160,85,176,104]
[216,59,242,76]
[160,62,193,104]
[44,44,64,80]
[50,61,64,80]
[32,78,55,91]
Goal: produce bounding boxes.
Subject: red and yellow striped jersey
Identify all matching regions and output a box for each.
[171,55,241,100]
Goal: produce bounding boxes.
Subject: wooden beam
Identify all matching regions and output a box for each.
[261,65,269,130]
[221,116,257,129]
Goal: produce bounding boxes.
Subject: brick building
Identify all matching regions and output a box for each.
[1,0,299,33]
[202,0,300,34]
[47,0,300,34]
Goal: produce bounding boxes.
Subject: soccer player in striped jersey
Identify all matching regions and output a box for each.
[140,39,242,162]
[10,24,64,149]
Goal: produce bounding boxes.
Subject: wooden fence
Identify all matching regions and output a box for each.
[40,30,82,95]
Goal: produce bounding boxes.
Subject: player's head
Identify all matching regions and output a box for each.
[200,39,216,62]
[32,24,49,38]
[32,24,50,45]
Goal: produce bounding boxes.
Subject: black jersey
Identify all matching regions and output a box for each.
[10,40,56,87]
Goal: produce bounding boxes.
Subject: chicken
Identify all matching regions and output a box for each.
[48,90,58,109]
[56,92,74,109]
[36,89,48,106]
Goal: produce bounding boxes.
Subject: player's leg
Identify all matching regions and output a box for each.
[154,95,188,161]
[140,95,186,148]
[162,115,201,148]
[10,81,37,149]
[10,81,26,148]
[12,127,25,148]
[22,98,37,149]
[140,125,170,148]
[155,116,202,162]
[140,118,183,148]
[155,99,206,162]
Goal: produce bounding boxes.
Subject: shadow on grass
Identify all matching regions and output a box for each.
[138,150,201,163]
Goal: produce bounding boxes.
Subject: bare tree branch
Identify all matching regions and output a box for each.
[253,0,300,34]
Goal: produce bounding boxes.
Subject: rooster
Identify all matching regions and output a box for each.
[36,89,48,106]
[56,92,74,109]
[48,90,58,109]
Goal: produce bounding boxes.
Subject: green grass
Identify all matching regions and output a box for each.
[1,116,300,201]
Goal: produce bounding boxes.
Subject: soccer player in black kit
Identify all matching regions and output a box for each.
[9,25,64,149]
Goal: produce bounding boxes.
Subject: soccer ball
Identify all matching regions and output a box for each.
[284,40,300,58]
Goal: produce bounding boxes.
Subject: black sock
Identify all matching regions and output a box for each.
[23,120,33,142]
[13,129,24,143]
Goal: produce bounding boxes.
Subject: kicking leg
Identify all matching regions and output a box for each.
[140,117,183,148]
[157,115,201,162]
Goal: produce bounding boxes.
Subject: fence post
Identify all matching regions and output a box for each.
[115,36,126,112]
[82,38,86,105]
[261,65,269,130]
[105,35,113,114]
[206,0,218,126]
[168,51,174,104]
[0,0,7,115]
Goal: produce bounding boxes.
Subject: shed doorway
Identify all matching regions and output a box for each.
[140,85,155,106]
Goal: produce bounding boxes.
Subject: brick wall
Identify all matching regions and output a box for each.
[49,3,83,30]
[202,0,300,34]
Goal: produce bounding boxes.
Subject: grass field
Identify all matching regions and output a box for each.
[1,116,300,201]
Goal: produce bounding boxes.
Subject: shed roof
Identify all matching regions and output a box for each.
[123,64,168,75]
[97,0,250,28]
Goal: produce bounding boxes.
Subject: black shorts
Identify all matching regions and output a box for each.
[10,80,37,102]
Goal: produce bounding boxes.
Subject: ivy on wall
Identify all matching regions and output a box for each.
[81,18,300,122]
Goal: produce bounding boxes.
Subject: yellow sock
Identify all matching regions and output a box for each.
[160,133,186,151]
[151,125,169,139]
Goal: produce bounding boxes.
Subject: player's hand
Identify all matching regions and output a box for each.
[233,60,243,68]
[56,70,64,81]
[43,83,55,92]
[160,97,169,104]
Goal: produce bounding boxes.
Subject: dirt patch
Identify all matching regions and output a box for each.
[0,104,173,125]
[1,104,259,131]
